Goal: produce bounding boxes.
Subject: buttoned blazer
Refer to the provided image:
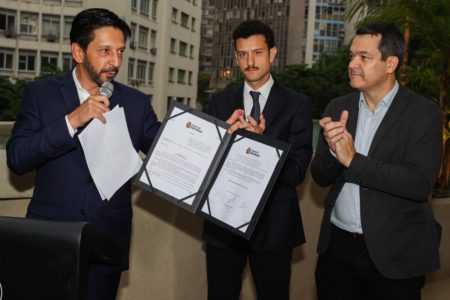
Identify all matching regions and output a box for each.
[7,71,160,269]
[203,82,313,252]
[311,86,442,279]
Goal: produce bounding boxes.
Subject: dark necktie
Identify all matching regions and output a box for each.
[249,91,261,123]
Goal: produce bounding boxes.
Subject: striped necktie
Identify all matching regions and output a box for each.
[249,91,261,123]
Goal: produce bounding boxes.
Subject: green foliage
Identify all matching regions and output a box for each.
[197,73,212,111]
[405,65,439,103]
[274,48,353,118]
[346,0,423,30]
[0,65,63,121]
[0,76,29,121]
[37,63,64,79]
[225,77,244,89]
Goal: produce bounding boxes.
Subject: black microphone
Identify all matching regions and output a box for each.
[99,81,114,98]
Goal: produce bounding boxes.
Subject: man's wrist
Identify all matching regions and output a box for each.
[65,115,77,137]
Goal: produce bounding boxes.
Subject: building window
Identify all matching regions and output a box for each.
[179,41,187,57]
[150,30,156,48]
[131,0,137,11]
[41,15,60,41]
[148,62,155,84]
[170,38,176,53]
[0,48,14,69]
[63,16,73,39]
[151,0,158,19]
[167,97,173,110]
[137,60,147,82]
[20,12,38,35]
[181,12,189,28]
[40,52,58,72]
[18,51,36,71]
[62,53,74,72]
[171,8,178,23]
[188,71,193,85]
[189,45,194,59]
[128,58,135,79]
[0,10,16,33]
[168,67,174,82]
[191,17,196,32]
[177,69,186,84]
[138,26,149,48]
[129,23,137,49]
[140,0,150,16]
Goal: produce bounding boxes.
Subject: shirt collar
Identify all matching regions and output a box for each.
[72,67,91,103]
[359,80,399,111]
[244,74,274,99]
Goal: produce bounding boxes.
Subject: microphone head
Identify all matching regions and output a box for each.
[99,81,114,98]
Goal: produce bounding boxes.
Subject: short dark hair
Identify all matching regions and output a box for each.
[356,23,404,65]
[232,20,275,49]
[70,8,131,51]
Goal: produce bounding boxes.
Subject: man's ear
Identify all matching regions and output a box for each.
[386,56,399,74]
[269,47,277,63]
[71,43,85,64]
[234,51,240,66]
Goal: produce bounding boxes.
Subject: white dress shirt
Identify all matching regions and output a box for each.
[65,67,93,137]
[243,75,274,119]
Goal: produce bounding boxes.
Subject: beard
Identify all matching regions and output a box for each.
[84,56,119,86]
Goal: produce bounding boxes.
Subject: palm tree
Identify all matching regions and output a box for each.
[414,0,450,188]
[345,0,422,85]
[345,0,450,189]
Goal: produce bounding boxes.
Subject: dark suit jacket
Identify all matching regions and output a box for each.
[311,86,442,279]
[7,71,160,269]
[203,82,313,252]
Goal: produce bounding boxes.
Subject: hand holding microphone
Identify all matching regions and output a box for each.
[68,81,114,129]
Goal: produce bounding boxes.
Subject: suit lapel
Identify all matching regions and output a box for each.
[59,72,91,176]
[261,82,284,128]
[229,84,244,112]
[60,72,80,114]
[109,81,120,109]
[346,93,360,137]
[368,86,408,156]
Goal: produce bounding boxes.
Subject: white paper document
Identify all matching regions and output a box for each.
[139,106,226,204]
[78,106,143,200]
[201,136,282,233]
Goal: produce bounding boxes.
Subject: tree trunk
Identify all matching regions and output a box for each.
[438,50,450,189]
[400,11,411,85]
[440,139,450,189]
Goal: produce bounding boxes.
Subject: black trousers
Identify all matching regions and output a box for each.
[206,238,293,300]
[316,224,425,300]
[86,264,122,300]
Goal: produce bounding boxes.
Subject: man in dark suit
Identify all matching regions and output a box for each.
[311,23,442,300]
[6,8,160,300]
[203,20,313,300]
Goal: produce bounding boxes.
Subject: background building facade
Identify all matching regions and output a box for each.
[303,0,346,66]
[199,0,214,75]
[0,0,201,119]
[200,0,351,90]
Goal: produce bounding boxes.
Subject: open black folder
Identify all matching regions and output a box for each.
[135,101,289,239]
